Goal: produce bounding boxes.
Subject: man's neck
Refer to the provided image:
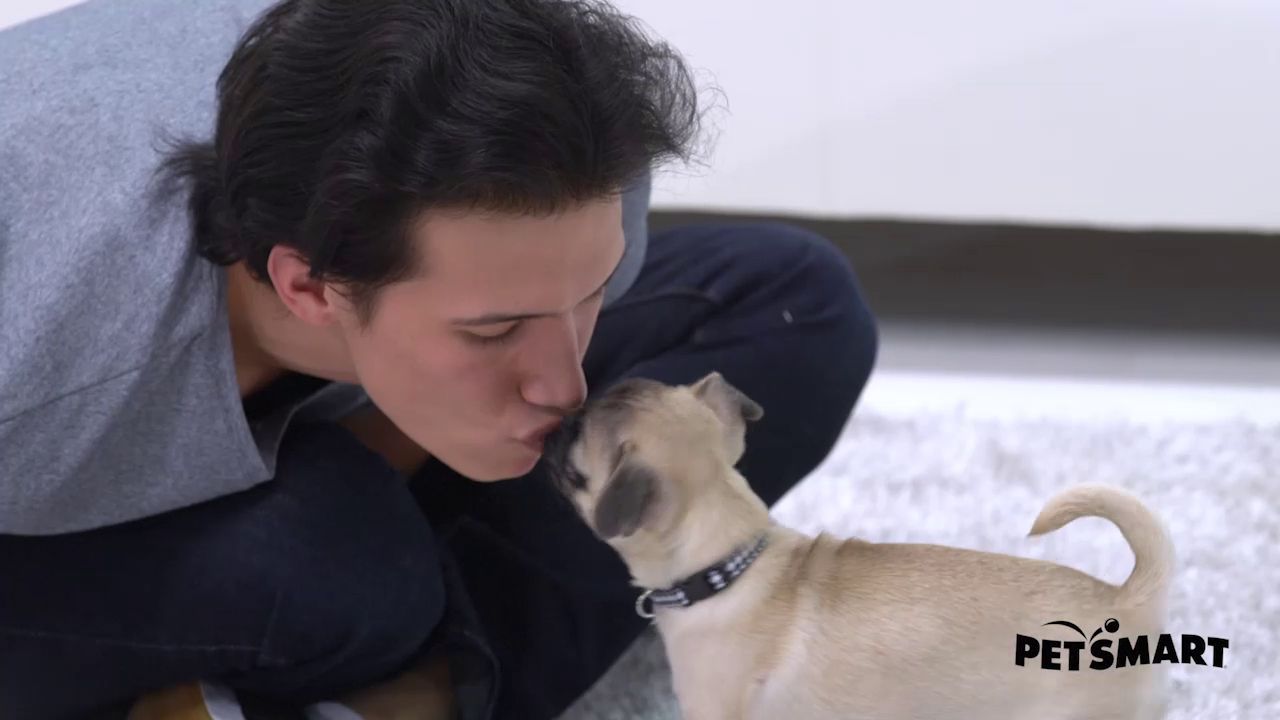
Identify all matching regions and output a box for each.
[225,263,356,398]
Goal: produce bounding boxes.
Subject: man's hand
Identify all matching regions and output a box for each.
[339,405,433,477]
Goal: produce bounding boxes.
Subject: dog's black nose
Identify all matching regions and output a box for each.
[543,412,582,467]
[539,411,584,491]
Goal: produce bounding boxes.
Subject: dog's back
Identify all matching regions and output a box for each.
[741,485,1174,719]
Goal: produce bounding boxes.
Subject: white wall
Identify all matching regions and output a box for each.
[0,0,84,31]
[615,0,1280,232]
[7,0,1279,232]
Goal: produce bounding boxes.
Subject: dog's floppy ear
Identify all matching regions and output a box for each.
[594,449,659,539]
[691,371,764,425]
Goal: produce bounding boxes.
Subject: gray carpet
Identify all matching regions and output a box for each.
[558,403,1279,719]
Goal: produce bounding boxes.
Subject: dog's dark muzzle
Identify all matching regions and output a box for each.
[541,411,585,492]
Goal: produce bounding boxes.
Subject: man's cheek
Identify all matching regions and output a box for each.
[575,306,602,359]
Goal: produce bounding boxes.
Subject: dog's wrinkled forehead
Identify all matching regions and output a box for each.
[543,377,670,490]
[586,377,671,439]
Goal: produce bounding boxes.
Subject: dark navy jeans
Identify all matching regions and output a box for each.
[0,222,878,720]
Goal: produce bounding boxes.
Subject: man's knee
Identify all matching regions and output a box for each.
[696,222,878,491]
[261,508,443,693]
[227,423,446,701]
[793,224,879,405]
[735,221,879,387]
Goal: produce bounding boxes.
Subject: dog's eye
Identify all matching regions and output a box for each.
[550,462,588,491]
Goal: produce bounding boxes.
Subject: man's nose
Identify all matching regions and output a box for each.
[520,318,589,412]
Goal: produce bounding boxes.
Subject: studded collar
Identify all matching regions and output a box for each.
[634,533,769,618]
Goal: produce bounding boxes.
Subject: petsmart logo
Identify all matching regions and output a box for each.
[1015,618,1229,670]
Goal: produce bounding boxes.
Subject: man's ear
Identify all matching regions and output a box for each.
[691,371,764,425]
[264,245,338,326]
[594,453,659,539]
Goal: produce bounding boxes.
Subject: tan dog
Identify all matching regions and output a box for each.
[545,373,1174,720]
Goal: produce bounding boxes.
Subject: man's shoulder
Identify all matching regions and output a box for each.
[0,0,277,249]
[0,0,278,416]
[0,0,278,171]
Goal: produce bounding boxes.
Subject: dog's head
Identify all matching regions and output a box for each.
[543,372,765,550]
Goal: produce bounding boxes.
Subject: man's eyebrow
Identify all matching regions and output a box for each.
[450,254,624,327]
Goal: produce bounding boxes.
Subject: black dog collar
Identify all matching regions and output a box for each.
[635,533,769,619]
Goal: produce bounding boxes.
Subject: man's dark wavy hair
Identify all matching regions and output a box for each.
[158,0,702,322]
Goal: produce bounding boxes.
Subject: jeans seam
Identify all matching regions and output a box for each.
[0,625,262,654]
[254,583,289,666]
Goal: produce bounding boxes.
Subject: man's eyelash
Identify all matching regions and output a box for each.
[465,288,603,348]
[468,325,520,347]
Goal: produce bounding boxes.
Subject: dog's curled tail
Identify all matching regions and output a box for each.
[1027,483,1175,607]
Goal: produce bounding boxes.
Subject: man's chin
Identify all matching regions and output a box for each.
[448,446,542,482]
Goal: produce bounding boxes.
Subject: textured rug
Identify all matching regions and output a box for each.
[558,379,1280,719]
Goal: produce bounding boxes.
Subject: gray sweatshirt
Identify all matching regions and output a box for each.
[0,0,651,535]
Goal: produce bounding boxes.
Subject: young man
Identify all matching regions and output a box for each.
[0,0,878,718]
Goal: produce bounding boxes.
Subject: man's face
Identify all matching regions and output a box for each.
[332,198,625,481]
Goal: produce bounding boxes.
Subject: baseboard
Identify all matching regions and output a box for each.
[649,211,1280,340]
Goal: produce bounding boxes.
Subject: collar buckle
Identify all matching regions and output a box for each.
[635,589,656,619]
